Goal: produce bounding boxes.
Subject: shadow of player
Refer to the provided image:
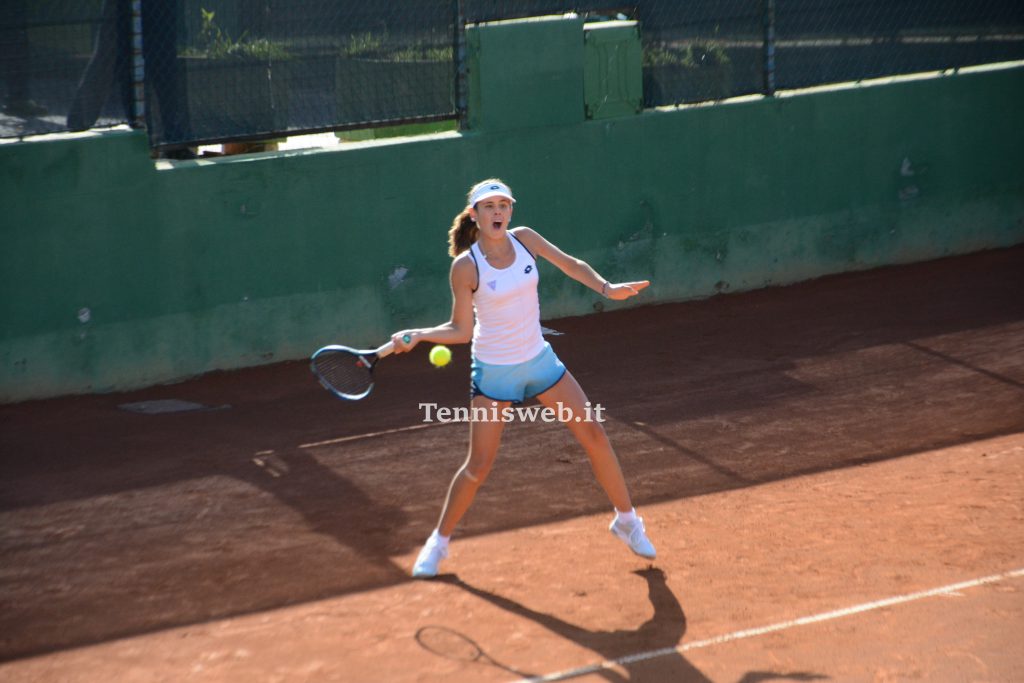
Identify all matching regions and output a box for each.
[438,569,828,682]
[439,567,709,682]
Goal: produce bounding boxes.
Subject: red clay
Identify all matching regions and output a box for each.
[1,247,1022,681]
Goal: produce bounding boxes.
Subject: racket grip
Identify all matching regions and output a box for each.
[376,334,411,358]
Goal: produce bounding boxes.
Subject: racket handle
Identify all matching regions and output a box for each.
[375,334,411,358]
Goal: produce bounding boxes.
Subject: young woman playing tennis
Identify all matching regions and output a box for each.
[390,179,655,578]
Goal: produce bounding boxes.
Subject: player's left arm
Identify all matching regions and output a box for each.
[512,227,650,301]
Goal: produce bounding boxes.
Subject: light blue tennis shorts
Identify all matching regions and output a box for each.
[471,342,567,403]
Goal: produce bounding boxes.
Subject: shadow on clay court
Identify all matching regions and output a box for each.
[433,570,825,683]
[1,247,1022,662]
[0,424,414,660]
[438,568,705,682]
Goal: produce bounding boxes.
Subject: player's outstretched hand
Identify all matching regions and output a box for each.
[605,280,650,300]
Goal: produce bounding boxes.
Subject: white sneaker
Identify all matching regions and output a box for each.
[609,516,657,559]
[412,534,448,578]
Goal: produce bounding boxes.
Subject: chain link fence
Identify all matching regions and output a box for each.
[635,1,766,106]
[3,2,1022,146]
[774,0,1024,91]
[142,0,457,149]
[1,1,135,140]
[0,0,457,148]
[430,0,1024,109]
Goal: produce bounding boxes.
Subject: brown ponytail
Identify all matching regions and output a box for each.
[447,207,478,258]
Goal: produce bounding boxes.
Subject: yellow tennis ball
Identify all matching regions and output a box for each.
[429,345,452,367]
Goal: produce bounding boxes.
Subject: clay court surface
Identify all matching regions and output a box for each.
[2,247,1022,682]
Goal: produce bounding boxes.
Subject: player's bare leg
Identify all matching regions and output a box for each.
[414,396,509,577]
[438,395,510,536]
[537,372,656,558]
[536,372,632,511]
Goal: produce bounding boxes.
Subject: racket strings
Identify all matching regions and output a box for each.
[313,351,374,398]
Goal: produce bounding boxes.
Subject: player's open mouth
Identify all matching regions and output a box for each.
[492,221,502,230]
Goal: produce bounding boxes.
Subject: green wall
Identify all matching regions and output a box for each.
[1,18,1022,401]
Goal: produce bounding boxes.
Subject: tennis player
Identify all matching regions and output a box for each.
[391,179,656,578]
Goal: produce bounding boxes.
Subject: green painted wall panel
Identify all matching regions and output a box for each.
[1,61,1022,402]
[467,15,585,132]
[583,20,643,120]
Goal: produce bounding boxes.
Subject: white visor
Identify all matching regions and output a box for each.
[469,182,516,206]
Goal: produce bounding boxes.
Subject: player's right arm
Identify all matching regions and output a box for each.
[390,253,476,353]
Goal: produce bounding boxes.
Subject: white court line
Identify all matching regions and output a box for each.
[298,421,451,449]
[515,567,1024,683]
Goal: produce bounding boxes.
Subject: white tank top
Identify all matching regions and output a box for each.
[469,231,546,364]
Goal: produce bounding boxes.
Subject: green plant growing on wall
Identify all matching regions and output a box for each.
[342,31,386,58]
[643,37,733,104]
[340,31,452,62]
[390,43,453,63]
[176,8,292,141]
[643,41,731,68]
[182,8,290,61]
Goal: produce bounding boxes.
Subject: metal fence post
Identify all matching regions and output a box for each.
[763,0,776,96]
[455,0,467,128]
[130,0,146,127]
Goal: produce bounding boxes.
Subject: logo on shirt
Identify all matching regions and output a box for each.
[486,280,497,291]
[524,265,533,274]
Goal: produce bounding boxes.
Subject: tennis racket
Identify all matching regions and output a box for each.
[310,334,410,400]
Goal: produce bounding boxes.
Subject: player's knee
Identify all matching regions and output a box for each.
[463,464,489,484]
[464,453,496,483]
[575,418,607,446]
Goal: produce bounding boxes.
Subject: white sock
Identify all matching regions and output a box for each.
[615,508,638,526]
[430,529,451,547]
